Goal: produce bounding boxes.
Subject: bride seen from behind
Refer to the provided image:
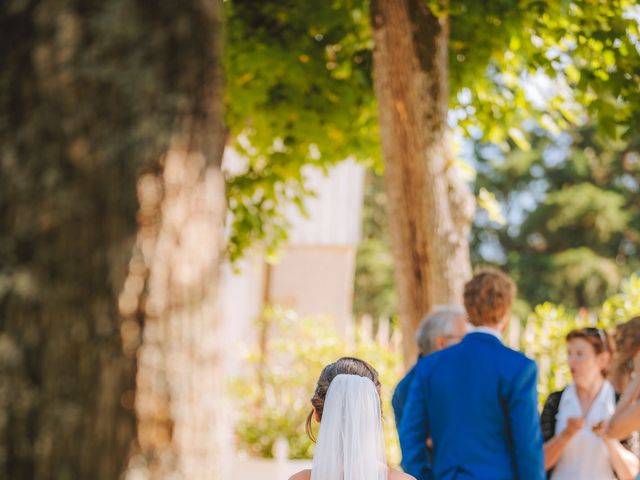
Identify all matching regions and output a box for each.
[289,357,415,480]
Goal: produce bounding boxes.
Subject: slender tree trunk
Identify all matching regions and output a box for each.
[370,0,475,367]
[125,1,229,477]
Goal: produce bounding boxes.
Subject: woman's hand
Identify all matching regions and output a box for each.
[592,420,610,440]
[563,416,585,438]
[594,418,640,479]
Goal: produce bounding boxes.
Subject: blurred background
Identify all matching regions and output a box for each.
[2,0,640,479]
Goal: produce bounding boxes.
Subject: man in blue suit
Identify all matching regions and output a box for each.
[392,305,468,430]
[399,270,545,480]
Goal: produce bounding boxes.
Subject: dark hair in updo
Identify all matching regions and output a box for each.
[305,357,381,442]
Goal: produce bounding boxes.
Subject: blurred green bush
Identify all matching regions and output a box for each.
[231,305,403,463]
[233,275,640,460]
[522,274,640,406]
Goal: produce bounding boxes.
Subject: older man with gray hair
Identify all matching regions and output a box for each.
[392,305,468,441]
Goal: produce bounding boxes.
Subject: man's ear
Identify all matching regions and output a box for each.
[434,335,447,351]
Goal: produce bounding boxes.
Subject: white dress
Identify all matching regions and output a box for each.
[551,380,616,480]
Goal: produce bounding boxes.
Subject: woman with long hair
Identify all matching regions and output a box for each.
[608,317,640,439]
[289,357,414,480]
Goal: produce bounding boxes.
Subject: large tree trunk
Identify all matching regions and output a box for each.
[0,2,142,476]
[129,135,227,480]
[124,1,229,478]
[370,0,475,366]
[129,144,227,480]
[1,0,227,478]
[0,157,138,480]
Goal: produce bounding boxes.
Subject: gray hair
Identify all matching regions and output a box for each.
[416,304,466,356]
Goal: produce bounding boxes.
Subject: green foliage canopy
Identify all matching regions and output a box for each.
[225,0,640,260]
[225,0,376,261]
[473,126,640,308]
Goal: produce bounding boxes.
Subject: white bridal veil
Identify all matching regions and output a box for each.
[311,374,388,480]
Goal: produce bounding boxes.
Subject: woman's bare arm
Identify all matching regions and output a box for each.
[605,438,640,480]
[543,431,573,470]
[609,401,640,440]
[543,417,583,470]
[609,354,640,439]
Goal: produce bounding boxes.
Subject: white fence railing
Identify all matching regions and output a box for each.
[353,314,402,352]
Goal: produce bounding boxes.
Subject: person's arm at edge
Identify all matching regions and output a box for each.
[603,436,640,479]
[609,372,640,439]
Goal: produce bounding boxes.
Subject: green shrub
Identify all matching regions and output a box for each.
[599,274,640,325]
[231,305,403,463]
[522,274,640,406]
[233,275,640,459]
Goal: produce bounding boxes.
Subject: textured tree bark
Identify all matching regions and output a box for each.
[1,0,227,478]
[129,142,227,480]
[130,148,227,480]
[125,0,229,477]
[370,0,475,366]
[0,171,139,480]
[0,1,140,478]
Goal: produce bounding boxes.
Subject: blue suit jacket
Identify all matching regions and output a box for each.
[399,332,545,480]
[392,364,417,429]
[394,364,434,479]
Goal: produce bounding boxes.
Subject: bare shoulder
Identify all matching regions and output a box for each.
[288,467,412,480]
[388,467,416,480]
[288,469,311,480]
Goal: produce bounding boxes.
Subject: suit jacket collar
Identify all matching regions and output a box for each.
[464,330,503,344]
[470,325,502,340]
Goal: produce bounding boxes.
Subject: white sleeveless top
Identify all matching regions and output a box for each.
[551,380,616,480]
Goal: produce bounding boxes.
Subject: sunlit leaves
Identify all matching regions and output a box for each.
[473,126,640,308]
[225,0,640,260]
[225,0,377,259]
[478,187,506,225]
[600,274,640,324]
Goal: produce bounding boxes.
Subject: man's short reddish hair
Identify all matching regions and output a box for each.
[464,269,516,327]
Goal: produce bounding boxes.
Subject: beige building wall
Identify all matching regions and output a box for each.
[267,245,356,332]
[221,154,366,375]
